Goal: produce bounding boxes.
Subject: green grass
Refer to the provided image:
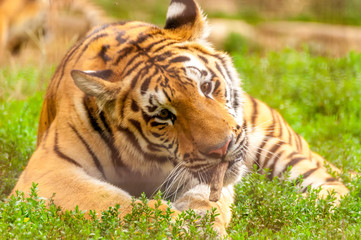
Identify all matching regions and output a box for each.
[0,65,53,200]
[95,0,168,26]
[1,49,361,238]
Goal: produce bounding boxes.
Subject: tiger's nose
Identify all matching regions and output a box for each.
[207,138,231,158]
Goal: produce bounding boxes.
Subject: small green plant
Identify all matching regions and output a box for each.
[228,170,361,239]
[0,185,219,239]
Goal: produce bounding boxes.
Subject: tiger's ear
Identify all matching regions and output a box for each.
[164,0,209,41]
[71,69,119,103]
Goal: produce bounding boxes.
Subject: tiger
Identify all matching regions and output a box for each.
[0,0,47,53]
[11,0,349,235]
[0,0,108,61]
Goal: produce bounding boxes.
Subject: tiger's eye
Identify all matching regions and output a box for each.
[158,109,170,119]
[201,82,212,95]
[156,109,176,123]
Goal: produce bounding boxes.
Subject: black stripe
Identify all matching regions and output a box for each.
[117,125,169,163]
[215,62,226,80]
[83,96,103,133]
[123,61,145,80]
[325,177,337,182]
[68,123,106,179]
[260,141,285,169]
[268,150,285,178]
[98,44,111,63]
[282,156,307,173]
[129,119,166,150]
[74,33,109,65]
[83,96,125,169]
[168,140,175,149]
[274,151,297,175]
[151,50,172,63]
[99,111,112,134]
[85,21,127,38]
[134,32,158,45]
[302,168,318,179]
[147,105,158,113]
[151,132,161,138]
[150,42,171,54]
[213,80,221,93]
[162,89,172,103]
[236,121,248,144]
[141,110,152,124]
[54,130,81,167]
[145,38,168,51]
[287,157,306,167]
[213,53,233,86]
[131,99,139,112]
[250,96,258,128]
[55,40,84,90]
[254,138,267,170]
[115,30,126,45]
[56,22,111,85]
[301,184,311,193]
[114,46,136,65]
[122,55,144,77]
[236,132,245,145]
[119,90,130,118]
[169,56,191,63]
[151,121,168,127]
[141,76,151,94]
[233,89,240,109]
[198,54,209,64]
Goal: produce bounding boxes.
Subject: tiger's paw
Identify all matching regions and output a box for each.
[173,184,232,237]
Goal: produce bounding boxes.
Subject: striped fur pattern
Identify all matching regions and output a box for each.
[12,0,348,235]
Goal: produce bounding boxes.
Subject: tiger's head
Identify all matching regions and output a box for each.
[69,0,248,197]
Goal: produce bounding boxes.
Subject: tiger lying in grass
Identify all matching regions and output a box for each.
[12,0,349,235]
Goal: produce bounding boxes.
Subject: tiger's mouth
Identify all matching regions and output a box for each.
[187,157,244,184]
[158,134,248,201]
[188,133,248,186]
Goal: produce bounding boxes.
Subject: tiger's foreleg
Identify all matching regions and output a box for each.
[243,95,349,202]
[11,148,180,219]
[249,136,349,202]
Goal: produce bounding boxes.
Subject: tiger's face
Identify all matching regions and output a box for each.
[121,42,247,185]
[70,0,248,195]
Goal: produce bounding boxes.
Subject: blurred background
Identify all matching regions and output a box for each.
[1,0,361,66]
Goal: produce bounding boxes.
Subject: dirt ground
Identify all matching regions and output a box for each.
[209,19,361,57]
